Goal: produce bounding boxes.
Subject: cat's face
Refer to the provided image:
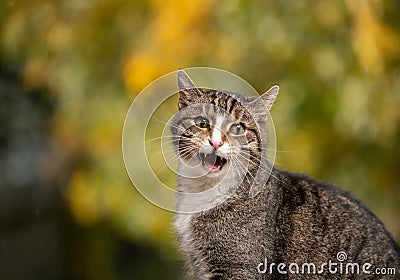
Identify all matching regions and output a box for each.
[172,91,260,177]
[171,70,278,187]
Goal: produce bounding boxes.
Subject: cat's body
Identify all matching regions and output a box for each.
[172,70,400,279]
[175,168,400,279]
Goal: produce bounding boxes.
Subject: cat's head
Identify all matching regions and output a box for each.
[171,70,278,189]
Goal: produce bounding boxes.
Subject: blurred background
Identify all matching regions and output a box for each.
[0,0,399,279]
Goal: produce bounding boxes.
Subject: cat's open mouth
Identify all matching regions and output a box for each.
[199,152,227,173]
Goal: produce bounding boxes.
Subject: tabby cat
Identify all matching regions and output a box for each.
[171,70,400,279]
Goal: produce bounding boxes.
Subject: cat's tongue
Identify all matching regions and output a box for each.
[204,153,223,173]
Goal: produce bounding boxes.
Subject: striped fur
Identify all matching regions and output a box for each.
[172,71,400,280]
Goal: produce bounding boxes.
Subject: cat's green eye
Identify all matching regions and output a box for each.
[195,116,210,129]
[229,123,245,135]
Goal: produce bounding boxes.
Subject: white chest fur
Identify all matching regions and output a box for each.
[174,165,242,250]
[174,212,193,250]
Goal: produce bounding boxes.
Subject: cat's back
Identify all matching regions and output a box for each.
[271,168,400,272]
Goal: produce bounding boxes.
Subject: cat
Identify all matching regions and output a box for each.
[171,70,400,279]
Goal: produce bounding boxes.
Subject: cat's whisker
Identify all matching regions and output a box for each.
[237,144,291,153]
[150,116,184,130]
[162,142,198,151]
[154,147,200,176]
[156,147,192,163]
[229,157,247,184]
[179,147,199,154]
[259,148,293,154]
[157,146,193,155]
[145,135,193,144]
[237,150,285,170]
[236,157,270,178]
[144,136,178,144]
[230,156,252,187]
[237,151,262,165]
[188,150,200,162]
[237,152,287,185]
[235,153,275,178]
[153,153,183,176]
[152,138,198,149]
[171,148,197,164]
[156,148,177,155]
[271,161,285,167]
[180,145,200,158]
[179,143,201,151]
[230,163,248,187]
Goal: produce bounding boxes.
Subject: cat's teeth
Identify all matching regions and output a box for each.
[200,152,227,173]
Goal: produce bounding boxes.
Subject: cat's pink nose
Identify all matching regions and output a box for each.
[209,139,222,149]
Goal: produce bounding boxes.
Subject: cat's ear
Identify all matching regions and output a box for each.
[177,70,197,91]
[177,70,201,109]
[249,85,279,121]
[260,85,279,112]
